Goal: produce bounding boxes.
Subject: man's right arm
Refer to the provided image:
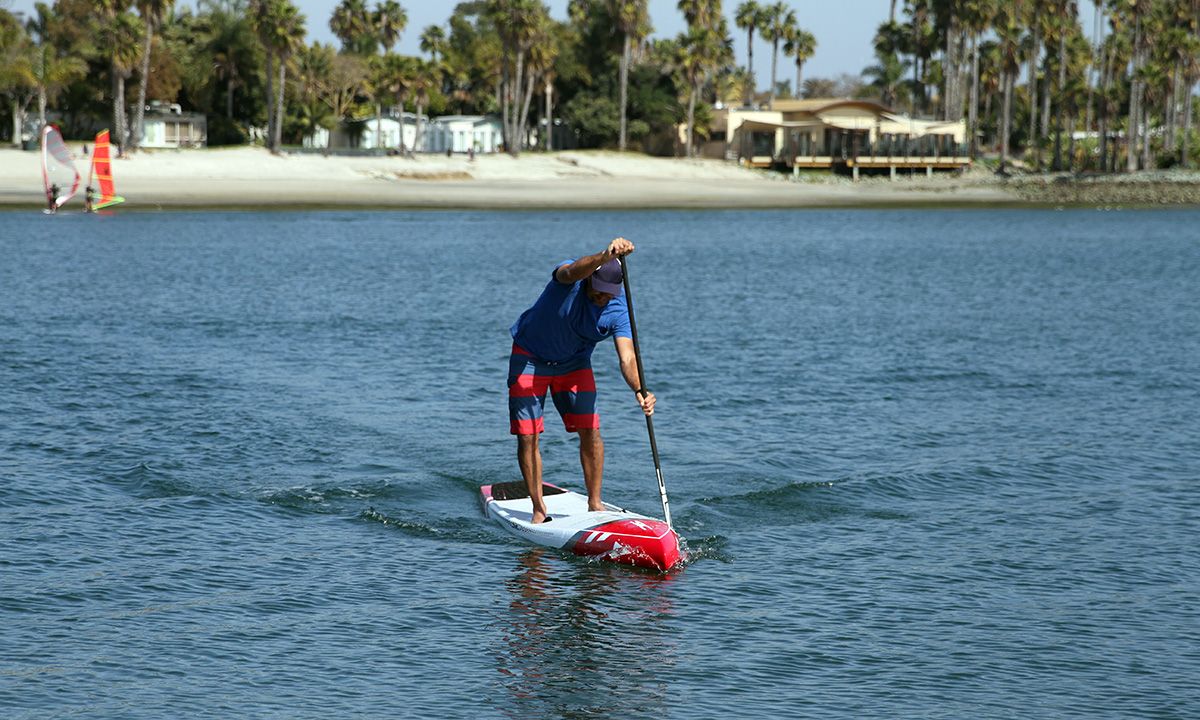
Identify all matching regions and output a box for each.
[554,237,634,285]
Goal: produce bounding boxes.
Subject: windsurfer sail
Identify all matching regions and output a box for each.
[87,130,125,211]
[41,125,80,211]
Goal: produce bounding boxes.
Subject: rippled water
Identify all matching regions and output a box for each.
[2,209,1197,718]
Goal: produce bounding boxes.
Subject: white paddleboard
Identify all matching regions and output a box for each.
[480,480,682,571]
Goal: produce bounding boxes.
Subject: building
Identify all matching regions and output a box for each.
[424,115,504,154]
[140,103,207,149]
[727,98,969,177]
[304,112,428,151]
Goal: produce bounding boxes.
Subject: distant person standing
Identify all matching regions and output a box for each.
[84,185,96,213]
[507,237,656,524]
[46,183,60,214]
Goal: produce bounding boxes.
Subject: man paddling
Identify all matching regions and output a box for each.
[508,238,656,524]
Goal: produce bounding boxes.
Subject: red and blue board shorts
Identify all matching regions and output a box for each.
[508,344,599,435]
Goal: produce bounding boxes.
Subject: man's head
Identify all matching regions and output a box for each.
[586,258,624,306]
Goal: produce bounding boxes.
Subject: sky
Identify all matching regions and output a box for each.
[5,0,1105,86]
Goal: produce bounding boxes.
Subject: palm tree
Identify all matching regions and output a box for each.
[995,2,1023,173]
[330,0,373,55]
[612,0,649,151]
[196,0,258,122]
[252,0,306,152]
[676,25,727,157]
[420,24,446,62]
[782,25,815,100]
[132,0,177,149]
[97,3,144,155]
[374,0,407,52]
[961,0,997,159]
[0,11,37,147]
[488,0,547,155]
[734,1,763,106]
[1125,0,1152,170]
[863,48,909,107]
[760,1,795,110]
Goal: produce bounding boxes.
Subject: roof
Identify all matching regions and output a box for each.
[773,98,894,115]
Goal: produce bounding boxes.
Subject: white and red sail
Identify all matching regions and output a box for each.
[41,125,80,208]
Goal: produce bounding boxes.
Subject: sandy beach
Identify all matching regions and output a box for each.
[3,145,1198,210]
[0,145,1025,210]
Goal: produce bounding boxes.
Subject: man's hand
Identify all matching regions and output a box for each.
[606,237,635,258]
[637,389,656,416]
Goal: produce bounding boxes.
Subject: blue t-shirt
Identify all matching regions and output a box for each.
[511,260,632,363]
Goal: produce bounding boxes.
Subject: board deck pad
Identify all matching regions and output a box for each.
[481,481,682,571]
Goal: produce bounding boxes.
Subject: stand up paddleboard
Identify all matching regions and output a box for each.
[481,481,682,571]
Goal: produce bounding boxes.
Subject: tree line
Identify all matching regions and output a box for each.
[1,0,1197,170]
[866,0,1200,171]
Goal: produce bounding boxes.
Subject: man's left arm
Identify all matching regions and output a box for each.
[615,336,655,416]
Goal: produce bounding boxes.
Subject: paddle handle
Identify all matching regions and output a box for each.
[619,256,673,530]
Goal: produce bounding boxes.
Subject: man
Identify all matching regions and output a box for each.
[46,183,59,214]
[508,237,656,524]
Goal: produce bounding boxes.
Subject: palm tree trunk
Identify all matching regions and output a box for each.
[264,51,275,148]
[1001,71,1013,172]
[969,32,979,159]
[1099,45,1110,171]
[274,59,285,152]
[687,84,697,157]
[512,50,525,155]
[544,77,553,151]
[1053,32,1066,171]
[619,33,630,151]
[746,28,755,106]
[376,101,382,149]
[1182,78,1194,168]
[415,102,424,153]
[398,95,407,154]
[1127,14,1142,172]
[11,99,22,148]
[37,87,46,128]
[112,70,123,153]
[944,19,955,121]
[1070,112,1080,171]
[795,61,803,100]
[1166,64,1180,154]
[1141,95,1152,169]
[226,80,235,120]
[519,70,536,153]
[1028,26,1040,168]
[133,25,153,149]
[770,39,779,110]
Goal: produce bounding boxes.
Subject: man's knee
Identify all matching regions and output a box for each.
[577,428,603,448]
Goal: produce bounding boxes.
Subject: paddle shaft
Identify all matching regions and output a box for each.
[618,256,672,530]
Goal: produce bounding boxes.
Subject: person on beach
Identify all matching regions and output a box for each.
[46,183,59,213]
[508,237,656,524]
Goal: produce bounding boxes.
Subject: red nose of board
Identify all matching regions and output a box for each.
[569,518,683,571]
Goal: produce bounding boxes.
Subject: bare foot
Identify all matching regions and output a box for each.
[588,503,605,512]
[531,508,549,524]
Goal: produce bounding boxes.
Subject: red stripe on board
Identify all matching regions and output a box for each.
[512,344,533,357]
[511,417,544,435]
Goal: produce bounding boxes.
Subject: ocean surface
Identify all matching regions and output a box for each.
[1,208,1197,719]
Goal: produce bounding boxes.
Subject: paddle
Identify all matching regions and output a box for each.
[618,256,673,531]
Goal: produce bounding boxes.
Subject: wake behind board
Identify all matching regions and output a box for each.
[481,481,682,571]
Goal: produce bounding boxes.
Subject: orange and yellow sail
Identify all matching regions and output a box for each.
[88,130,125,210]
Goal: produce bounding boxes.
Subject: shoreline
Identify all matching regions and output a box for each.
[3,146,1198,211]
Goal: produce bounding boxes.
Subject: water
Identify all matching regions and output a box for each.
[2,208,1197,718]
